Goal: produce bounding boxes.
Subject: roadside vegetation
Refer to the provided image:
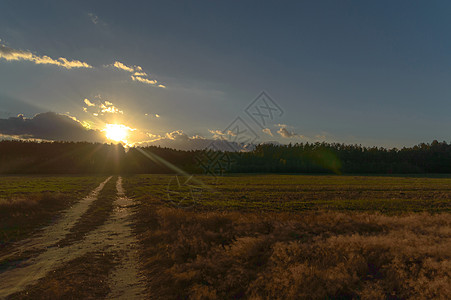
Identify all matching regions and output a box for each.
[0,176,105,248]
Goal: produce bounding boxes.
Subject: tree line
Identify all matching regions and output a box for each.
[1,140,451,174]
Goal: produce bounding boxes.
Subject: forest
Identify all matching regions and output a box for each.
[1,140,451,174]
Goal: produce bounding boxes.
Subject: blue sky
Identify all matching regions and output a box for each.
[1,1,451,148]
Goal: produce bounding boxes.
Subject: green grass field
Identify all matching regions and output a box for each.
[124,174,451,212]
[0,175,106,197]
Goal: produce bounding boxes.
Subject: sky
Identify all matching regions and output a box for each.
[1,0,451,149]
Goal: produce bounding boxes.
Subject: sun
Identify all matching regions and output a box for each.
[104,124,131,143]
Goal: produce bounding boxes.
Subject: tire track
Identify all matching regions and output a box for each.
[56,176,118,247]
[106,176,146,299]
[0,176,112,268]
[0,177,146,299]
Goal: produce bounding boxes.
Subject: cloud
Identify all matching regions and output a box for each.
[0,43,92,69]
[262,128,273,136]
[100,105,123,114]
[0,112,106,142]
[133,130,246,151]
[113,61,135,73]
[145,113,160,118]
[0,43,166,87]
[131,75,157,85]
[112,60,166,88]
[208,129,225,136]
[88,12,99,24]
[208,129,240,140]
[84,98,95,106]
[276,124,304,139]
[165,130,189,141]
[100,101,123,114]
[134,130,205,150]
[83,98,123,115]
[145,132,162,142]
[87,12,107,26]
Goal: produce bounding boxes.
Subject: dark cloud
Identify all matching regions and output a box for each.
[0,112,106,142]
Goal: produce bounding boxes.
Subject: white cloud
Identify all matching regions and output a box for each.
[262,128,273,136]
[83,97,124,116]
[0,42,167,88]
[112,60,166,88]
[165,130,188,141]
[132,130,247,151]
[145,113,161,118]
[276,124,304,139]
[208,129,224,135]
[113,61,135,73]
[133,71,148,76]
[208,129,237,139]
[100,101,123,114]
[101,106,123,114]
[208,129,226,139]
[131,75,157,85]
[227,130,236,136]
[84,98,95,106]
[145,132,163,142]
[0,43,92,69]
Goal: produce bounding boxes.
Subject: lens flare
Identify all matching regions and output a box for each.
[104,124,131,143]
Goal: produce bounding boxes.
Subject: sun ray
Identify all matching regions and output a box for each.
[104,124,131,143]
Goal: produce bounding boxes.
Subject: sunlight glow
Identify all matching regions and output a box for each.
[104,124,132,143]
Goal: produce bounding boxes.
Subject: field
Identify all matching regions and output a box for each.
[0,175,106,246]
[0,174,450,299]
[125,174,451,212]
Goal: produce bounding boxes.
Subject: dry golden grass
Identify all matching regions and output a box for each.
[0,193,68,247]
[135,205,451,299]
[0,176,106,248]
[0,195,51,209]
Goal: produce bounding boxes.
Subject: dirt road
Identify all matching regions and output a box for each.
[0,176,146,299]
